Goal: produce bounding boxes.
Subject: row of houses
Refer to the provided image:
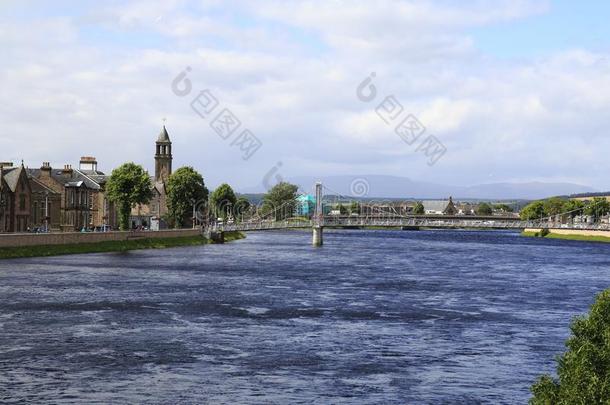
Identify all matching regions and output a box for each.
[0,158,118,233]
[0,127,173,233]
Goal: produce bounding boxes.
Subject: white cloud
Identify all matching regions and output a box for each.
[1,0,609,192]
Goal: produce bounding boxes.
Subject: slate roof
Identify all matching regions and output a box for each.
[29,176,59,194]
[75,169,108,186]
[27,168,100,190]
[422,200,450,213]
[157,125,171,143]
[2,167,21,192]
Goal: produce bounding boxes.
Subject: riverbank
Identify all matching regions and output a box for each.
[0,231,245,260]
[522,229,610,243]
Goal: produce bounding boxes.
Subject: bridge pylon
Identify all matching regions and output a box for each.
[313,181,323,246]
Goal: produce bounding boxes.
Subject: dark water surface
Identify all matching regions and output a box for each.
[1,230,610,404]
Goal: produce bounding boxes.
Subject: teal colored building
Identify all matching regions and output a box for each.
[296,194,316,217]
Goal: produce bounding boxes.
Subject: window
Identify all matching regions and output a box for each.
[19,194,26,210]
[34,202,38,224]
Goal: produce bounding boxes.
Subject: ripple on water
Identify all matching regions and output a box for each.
[1,229,609,404]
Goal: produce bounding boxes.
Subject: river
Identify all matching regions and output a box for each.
[1,229,609,403]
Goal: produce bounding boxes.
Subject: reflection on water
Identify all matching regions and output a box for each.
[1,229,610,403]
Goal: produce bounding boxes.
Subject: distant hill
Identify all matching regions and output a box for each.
[240,175,597,201]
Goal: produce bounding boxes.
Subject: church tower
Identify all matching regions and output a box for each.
[155,125,172,182]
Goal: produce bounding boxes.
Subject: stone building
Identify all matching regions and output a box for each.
[27,158,119,232]
[29,174,61,231]
[74,156,118,230]
[131,126,172,230]
[28,163,93,231]
[2,127,169,233]
[422,197,458,215]
[0,162,32,233]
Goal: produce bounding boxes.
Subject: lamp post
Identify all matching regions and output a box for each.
[44,191,49,233]
[191,199,197,229]
[0,196,5,232]
[102,198,108,232]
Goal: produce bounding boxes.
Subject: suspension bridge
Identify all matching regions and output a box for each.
[204,183,610,246]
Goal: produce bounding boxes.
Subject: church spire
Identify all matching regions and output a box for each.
[155,125,172,182]
[157,125,171,143]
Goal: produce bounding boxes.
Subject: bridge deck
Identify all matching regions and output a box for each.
[208,216,609,233]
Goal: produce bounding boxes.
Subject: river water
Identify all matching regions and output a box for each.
[1,229,609,404]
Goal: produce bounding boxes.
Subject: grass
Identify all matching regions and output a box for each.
[521,231,540,237]
[0,231,245,260]
[223,231,246,242]
[521,230,610,244]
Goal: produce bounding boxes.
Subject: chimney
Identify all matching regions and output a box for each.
[40,162,52,177]
[79,156,97,172]
[62,164,73,176]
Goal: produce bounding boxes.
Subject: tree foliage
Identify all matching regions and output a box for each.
[531,289,610,404]
[476,202,493,216]
[494,203,514,213]
[413,202,425,215]
[209,183,237,220]
[564,199,585,219]
[233,197,251,222]
[520,197,610,221]
[544,197,568,217]
[584,198,610,222]
[106,162,153,230]
[262,182,299,220]
[166,166,208,228]
[520,200,549,220]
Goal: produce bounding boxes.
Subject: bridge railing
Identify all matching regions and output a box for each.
[204,216,610,232]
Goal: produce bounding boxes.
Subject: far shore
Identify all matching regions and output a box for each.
[522,229,610,244]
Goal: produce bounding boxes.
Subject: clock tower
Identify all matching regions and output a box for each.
[154,125,172,182]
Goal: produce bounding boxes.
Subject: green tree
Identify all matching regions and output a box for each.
[413,202,425,215]
[584,197,610,222]
[166,166,208,228]
[233,197,251,222]
[262,182,299,220]
[494,203,514,213]
[106,162,153,230]
[476,202,493,216]
[531,289,610,404]
[338,202,348,215]
[520,200,546,221]
[349,201,361,215]
[209,183,237,221]
[544,197,568,217]
[564,199,585,220]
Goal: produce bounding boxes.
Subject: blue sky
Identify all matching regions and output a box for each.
[472,0,610,58]
[2,0,610,193]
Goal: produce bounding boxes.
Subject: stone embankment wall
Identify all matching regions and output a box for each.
[524,228,610,238]
[0,229,201,248]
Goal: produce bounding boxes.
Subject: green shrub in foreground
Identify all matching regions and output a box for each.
[531,289,610,404]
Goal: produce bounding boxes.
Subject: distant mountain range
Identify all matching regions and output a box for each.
[240,175,598,201]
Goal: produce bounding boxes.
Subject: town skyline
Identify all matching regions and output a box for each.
[5,127,599,200]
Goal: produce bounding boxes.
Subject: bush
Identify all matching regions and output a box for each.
[530,289,610,404]
[539,228,550,237]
